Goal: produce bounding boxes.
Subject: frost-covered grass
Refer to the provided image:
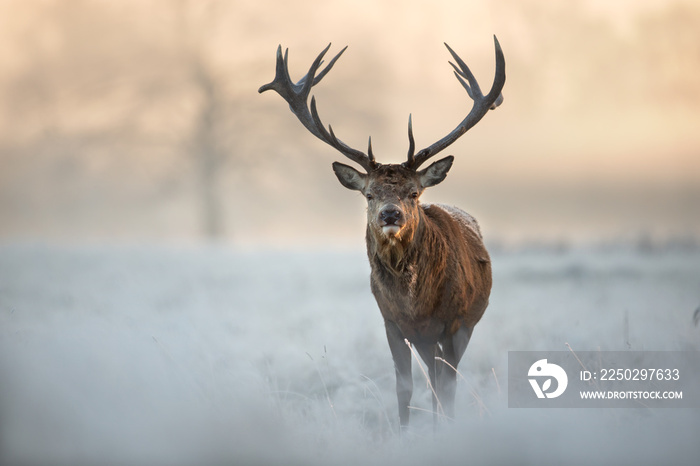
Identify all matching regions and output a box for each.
[1,243,699,465]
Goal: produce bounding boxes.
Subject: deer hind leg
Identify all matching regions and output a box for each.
[384,320,412,429]
[415,342,444,424]
[437,325,474,420]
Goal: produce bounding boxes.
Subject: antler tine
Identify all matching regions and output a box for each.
[407,36,506,169]
[446,43,481,99]
[405,114,416,166]
[297,43,332,97]
[257,46,288,95]
[309,97,375,171]
[259,44,376,172]
[313,46,347,86]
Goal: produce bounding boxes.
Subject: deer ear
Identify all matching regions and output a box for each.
[332,162,367,191]
[418,155,454,188]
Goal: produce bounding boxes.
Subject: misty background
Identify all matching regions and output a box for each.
[1,0,699,247]
[2,2,700,465]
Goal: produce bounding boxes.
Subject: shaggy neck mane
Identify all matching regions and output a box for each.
[367,207,439,277]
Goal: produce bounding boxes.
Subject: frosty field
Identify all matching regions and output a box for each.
[1,243,699,465]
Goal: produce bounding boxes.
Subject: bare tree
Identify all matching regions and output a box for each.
[174,0,231,239]
[190,57,226,238]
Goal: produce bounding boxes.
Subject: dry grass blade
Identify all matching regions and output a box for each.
[492,367,501,395]
[436,357,491,417]
[306,352,337,420]
[404,338,444,418]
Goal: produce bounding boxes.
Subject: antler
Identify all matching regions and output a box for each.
[258,44,377,172]
[405,36,506,169]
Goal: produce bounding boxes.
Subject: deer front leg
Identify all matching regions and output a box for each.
[438,325,473,420]
[415,342,443,425]
[385,320,412,429]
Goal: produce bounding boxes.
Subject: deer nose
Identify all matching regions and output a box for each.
[379,206,403,225]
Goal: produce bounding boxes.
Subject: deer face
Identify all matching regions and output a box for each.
[332,156,454,241]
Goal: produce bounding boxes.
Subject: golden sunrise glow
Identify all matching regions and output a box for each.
[0,0,698,245]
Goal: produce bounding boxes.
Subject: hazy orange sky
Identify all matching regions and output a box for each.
[0,0,698,245]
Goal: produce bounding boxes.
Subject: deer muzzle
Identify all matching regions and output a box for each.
[379,205,405,236]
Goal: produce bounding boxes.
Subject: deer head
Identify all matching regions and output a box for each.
[258,39,505,245]
[332,157,455,252]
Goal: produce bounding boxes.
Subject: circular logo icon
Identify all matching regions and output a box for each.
[528,359,568,399]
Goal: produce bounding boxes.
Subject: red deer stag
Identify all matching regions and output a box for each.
[259,38,505,428]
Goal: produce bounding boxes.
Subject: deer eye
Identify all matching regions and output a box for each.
[366,193,374,201]
[411,192,419,199]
